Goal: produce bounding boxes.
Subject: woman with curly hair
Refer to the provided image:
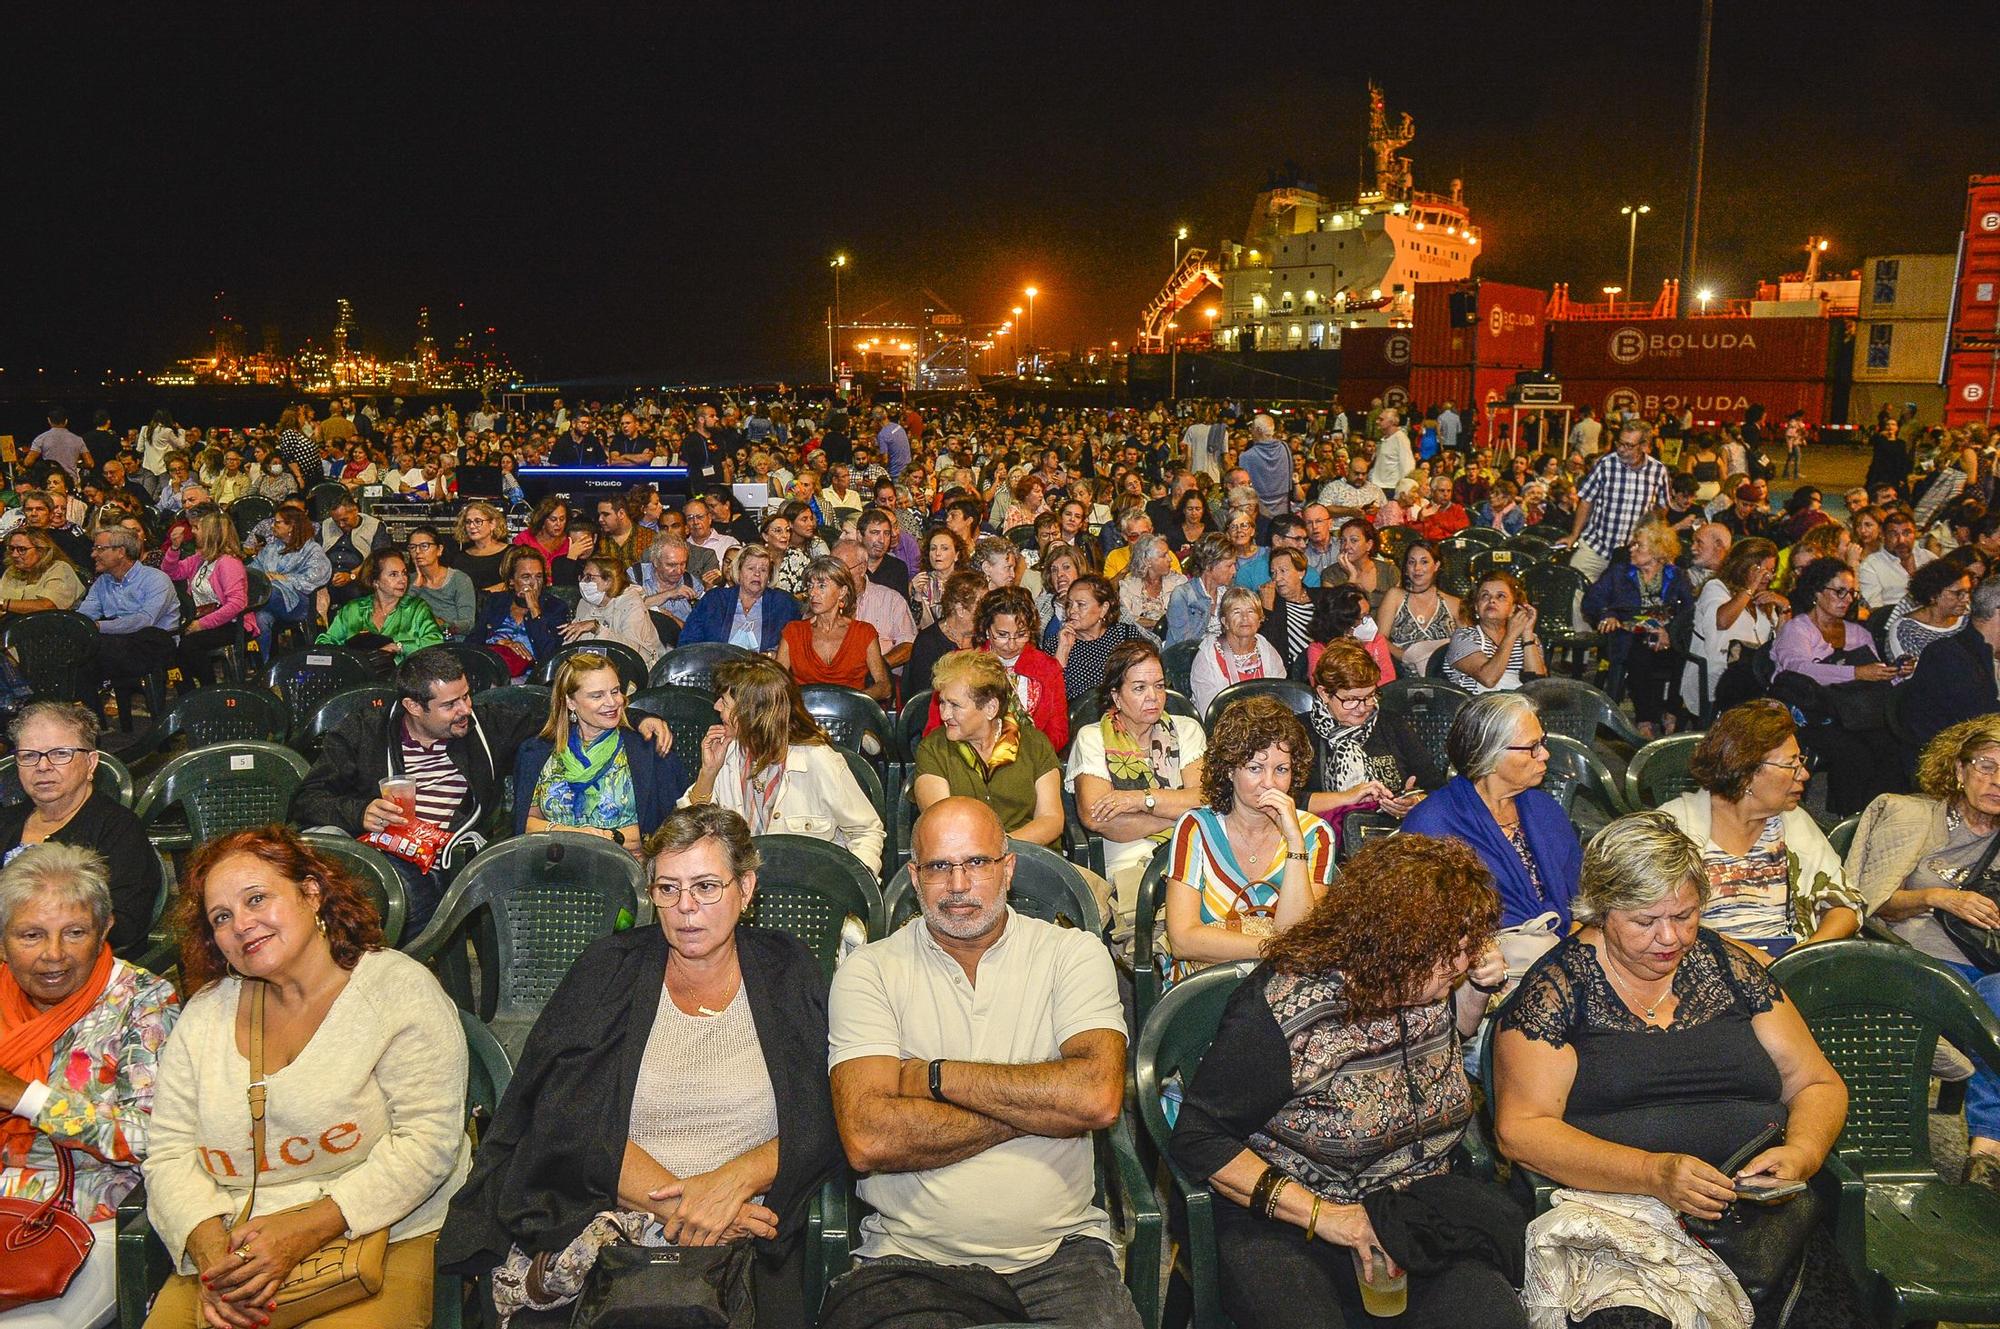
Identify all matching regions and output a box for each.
[143,827,470,1329]
[1171,834,1523,1329]
[1160,696,1337,987]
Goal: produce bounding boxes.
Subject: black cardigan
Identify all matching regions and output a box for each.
[437,924,843,1273]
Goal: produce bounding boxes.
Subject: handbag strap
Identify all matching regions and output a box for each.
[235,982,268,1230]
[1970,827,2000,895]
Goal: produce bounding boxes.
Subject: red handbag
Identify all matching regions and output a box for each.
[0,1143,94,1311]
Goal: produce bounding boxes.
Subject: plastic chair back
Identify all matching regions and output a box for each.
[306,482,351,522]
[401,832,648,1059]
[1521,675,1644,750]
[2,611,99,704]
[1623,732,1705,810]
[536,639,649,693]
[897,691,932,765]
[264,648,374,735]
[438,641,513,693]
[160,687,290,752]
[1379,678,1468,786]
[298,686,398,758]
[0,750,134,810]
[649,641,756,691]
[1131,840,1175,1035]
[1468,547,1541,584]
[135,741,313,845]
[304,831,411,948]
[1204,678,1315,733]
[1376,524,1413,564]
[458,1008,514,1121]
[1826,815,1860,860]
[628,687,721,770]
[1435,536,1478,596]
[801,685,895,762]
[835,744,889,828]
[648,610,681,651]
[745,833,885,981]
[1161,642,1199,697]
[1770,939,2000,1175]
[882,837,1101,935]
[228,496,276,540]
[1451,526,1505,550]
[1523,562,1591,633]
[1541,734,1630,825]
[1506,531,1557,559]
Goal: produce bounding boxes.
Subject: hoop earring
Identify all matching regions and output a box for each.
[316,911,328,934]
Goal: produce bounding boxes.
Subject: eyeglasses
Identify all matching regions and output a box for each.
[914,854,1009,887]
[1330,690,1378,709]
[1968,757,2000,778]
[1820,586,1858,600]
[1760,758,1811,776]
[1503,739,1550,755]
[17,747,89,768]
[650,877,736,905]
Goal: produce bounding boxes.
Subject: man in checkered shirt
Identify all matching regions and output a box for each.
[1558,419,1670,582]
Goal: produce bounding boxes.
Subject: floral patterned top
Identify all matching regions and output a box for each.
[1,959,179,1221]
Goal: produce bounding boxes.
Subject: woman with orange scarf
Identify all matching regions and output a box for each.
[0,843,178,1329]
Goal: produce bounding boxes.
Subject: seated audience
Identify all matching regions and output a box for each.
[638,536,702,628]
[1163,533,1239,647]
[0,843,177,1329]
[0,528,84,614]
[1846,716,2000,1187]
[513,496,593,587]
[1117,534,1185,637]
[777,555,891,701]
[910,527,965,631]
[143,827,471,1329]
[476,547,571,677]
[1303,640,1430,823]
[1403,692,1581,972]
[163,508,252,686]
[681,657,885,875]
[1443,569,1545,694]
[562,554,666,670]
[904,569,984,703]
[1682,536,1786,719]
[1033,542,1091,640]
[973,586,1069,749]
[1495,812,1856,1328]
[1306,583,1394,686]
[439,806,841,1325]
[1377,538,1460,677]
[514,652,689,851]
[1884,558,1973,663]
[319,494,396,607]
[1190,586,1287,715]
[826,797,1138,1328]
[1771,558,1907,815]
[1172,835,1524,1329]
[452,501,512,592]
[1902,577,2000,761]
[1661,701,1865,961]
[1068,639,1208,936]
[1321,518,1399,623]
[406,525,477,638]
[1160,696,1335,986]
[78,526,181,698]
[317,548,446,666]
[834,536,916,674]
[1582,520,1694,737]
[249,502,331,644]
[1053,573,1142,706]
[914,650,1063,849]
[677,544,801,651]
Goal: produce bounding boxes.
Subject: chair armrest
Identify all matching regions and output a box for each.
[1181,1181,1227,1329]
[1456,1113,1498,1182]
[804,1174,852,1318]
[116,1181,173,1329]
[134,935,179,981]
[1812,1151,1870,1290]
[1105,1115,1163,1329]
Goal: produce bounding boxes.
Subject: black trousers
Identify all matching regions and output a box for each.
[97,626,176,687]
[1615,642,1683,726]
[1214,1200,1527,1329]
[177,623,239,685]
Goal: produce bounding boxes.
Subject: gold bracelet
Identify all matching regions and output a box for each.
[1306,1193,1322,1242]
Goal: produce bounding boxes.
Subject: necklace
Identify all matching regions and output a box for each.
[1601,950,1674,1021]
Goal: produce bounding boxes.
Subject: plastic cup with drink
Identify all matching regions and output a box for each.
[1352,1247,1406,1318]
[379,778,419,829]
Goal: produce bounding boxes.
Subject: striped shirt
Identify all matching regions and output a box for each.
[399,722,469,828]
[1444,625,1527,694]
[1162,806,1335,986]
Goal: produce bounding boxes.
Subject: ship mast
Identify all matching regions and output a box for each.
[1364,82,1416,204]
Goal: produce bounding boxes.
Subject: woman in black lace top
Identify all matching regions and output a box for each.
[1494,812,1851,1327]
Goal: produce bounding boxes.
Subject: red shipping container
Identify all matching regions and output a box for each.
[1945,348,2000,427]
[1559,377,1832,425]
[1409,365,1520,444]
[1413,280,1548,369]
[1951,175,2000,343]
[1550,317,1836,382]
[1335,377,1412,416]
[1340,327,1416,379]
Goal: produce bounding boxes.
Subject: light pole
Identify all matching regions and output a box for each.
[1167,320,1180,400]
[1011,306,1024,377]
[1024,286,1039,377]
[1620,205,1649,302]
[1698,287,1714,314]
[1603,286,1623,303]
[1174,225,1189,270]
[828,254,847,380]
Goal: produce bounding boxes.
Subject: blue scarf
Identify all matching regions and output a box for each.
[1403,776,1581,929]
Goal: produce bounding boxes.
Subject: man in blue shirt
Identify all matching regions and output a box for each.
[873,405,911,477]
[79,526,181,695]
[1436,401,1462,453]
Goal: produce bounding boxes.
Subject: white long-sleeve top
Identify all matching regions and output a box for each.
[576,585,666,668]
[680,740,886,874]
[142,950,470,1271]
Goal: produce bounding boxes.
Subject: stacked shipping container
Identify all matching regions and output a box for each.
[1850,253,1954,424]
[1548,314,1845,425]
[1946,175,2000,427]
[1406,279,1547,442]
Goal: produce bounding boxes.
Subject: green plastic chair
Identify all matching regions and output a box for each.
[745,833,884,980]
[1451,526,1505,550]
[835,744,890,831]
[1203,677,1315,734]
[1521,675,1645,752]
[2,610,99,705]
[438,640,514,692]
[295,685,398,758]
[882,838,1103,936]
[264,647,375,736]
[1541,734,1632,835]
[127,848,180,977]
[435,1011,516,1328]
[1826,815,1861,860]
[0,749,134,810]
[628,685,721,771]
[1521,562,1601,674]
[1622,732,1706,810]
[144,686,290,757]
[535,638,649,693]
[401,831,647,1060]
[305,830,411,948]
[1768,939,2000,1326]
[1162,640,1199,697]
[1135,959,1259,1329]
[801,683,895,761]
[648,640,757,691]
[1131,839,1176,1037]
[1378,678,1468,790]
[134,741,312,852]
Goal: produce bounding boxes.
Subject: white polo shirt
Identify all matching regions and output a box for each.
[828,909,1126,1272]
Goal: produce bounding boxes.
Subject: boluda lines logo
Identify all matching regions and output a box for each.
[1385,333,1411,365]
[1981,211,2000,233]
[1488,307,1538,339]
[1605,386,1754,416]
[1385,386,1409,408]
[1967,382,1988,404]
[1609,325,1757,365]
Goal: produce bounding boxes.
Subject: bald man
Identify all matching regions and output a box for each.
[827,798,1138,1326]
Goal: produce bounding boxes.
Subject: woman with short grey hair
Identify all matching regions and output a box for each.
[1572,808,1714,925]
[1119,533,1186,637]
[0,841,178,1329]
[1403,691,1583,944]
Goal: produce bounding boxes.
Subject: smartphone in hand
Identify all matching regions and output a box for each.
[1734,1177,1808,1203]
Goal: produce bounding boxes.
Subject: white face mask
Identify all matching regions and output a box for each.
[267,463,284,475]
[578,582,607,606]
[1353,615,1379,643]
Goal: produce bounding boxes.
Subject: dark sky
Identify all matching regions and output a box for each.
[8,3,1991,384]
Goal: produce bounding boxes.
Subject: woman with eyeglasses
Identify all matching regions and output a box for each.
[453,501,512,593]
[1884,559,1974,664]
[0,527,84,614]
[1658,700,1862,960]
[439,805,843,1327]
[1171,835,1523,1329]
[1403,693,1582,980]
[405,524,476,639]
[1303,641,1429,825]
[1771,557,1908,814]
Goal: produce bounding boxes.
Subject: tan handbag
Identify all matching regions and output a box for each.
[232,982,388,1329]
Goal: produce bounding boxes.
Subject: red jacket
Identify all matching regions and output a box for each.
[1414,504,1470,543]
[924,644,1070,751]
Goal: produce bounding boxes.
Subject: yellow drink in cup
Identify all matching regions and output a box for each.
[1353,1249,1406,1317]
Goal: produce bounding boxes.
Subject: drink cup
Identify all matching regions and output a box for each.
[379,778,418,828]
[1353,1249,1406,1318]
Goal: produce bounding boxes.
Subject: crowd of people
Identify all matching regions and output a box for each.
[2,386,1997,1328]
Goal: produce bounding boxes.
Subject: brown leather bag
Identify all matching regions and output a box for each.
[236,982,388,1329]
[0,1143,94,1311]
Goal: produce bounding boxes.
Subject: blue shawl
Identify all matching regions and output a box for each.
[1402,775,1582,929]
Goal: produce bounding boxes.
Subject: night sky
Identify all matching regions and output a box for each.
[8,3,1991,385]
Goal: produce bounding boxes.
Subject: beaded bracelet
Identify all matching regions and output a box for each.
[1264,1177,1291,1220]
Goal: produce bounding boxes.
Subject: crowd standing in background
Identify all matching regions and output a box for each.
[2,384,1993,1327]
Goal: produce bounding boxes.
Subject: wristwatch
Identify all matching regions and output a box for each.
[1143,791,1157,811]
[927,1059,949,1104]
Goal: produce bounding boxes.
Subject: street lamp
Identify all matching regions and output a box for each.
[1011,306,1024,377]
[1024,286,1039,376]
[1620,204,1650,302]
[1698,287,1714,314]
[1174,225,1189,269]
[1603,286,1623,303]
[828,254,848,379]
[1167,320,1180,400]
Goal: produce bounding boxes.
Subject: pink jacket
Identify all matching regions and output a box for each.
[162,551,254,635]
